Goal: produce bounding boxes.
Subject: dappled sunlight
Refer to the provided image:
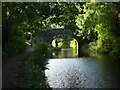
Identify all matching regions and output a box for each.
[51,37,78,58]
[2,2,120,88]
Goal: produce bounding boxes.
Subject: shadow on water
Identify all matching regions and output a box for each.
[45,48,120,88]
[52,48,78,58]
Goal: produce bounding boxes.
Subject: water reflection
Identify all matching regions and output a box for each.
[52,48,78,58]
[45,48,120,88]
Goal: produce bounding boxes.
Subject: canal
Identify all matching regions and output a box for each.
[45,48,120,88]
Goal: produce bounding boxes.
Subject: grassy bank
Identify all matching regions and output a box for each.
[19,41,53,88]
[80,41,120,60]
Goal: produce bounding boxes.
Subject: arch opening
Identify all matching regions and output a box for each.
[33,28,82,57]
[51,36,78,58]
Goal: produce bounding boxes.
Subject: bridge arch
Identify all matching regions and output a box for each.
[33,28,82,56]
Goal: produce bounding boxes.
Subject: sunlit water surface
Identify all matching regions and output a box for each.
[45,48,120,88]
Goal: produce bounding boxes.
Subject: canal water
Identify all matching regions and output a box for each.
[45,48,120,88]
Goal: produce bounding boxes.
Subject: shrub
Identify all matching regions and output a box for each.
[21,56,48,88]
[33,41,50,70]
[9,36,26,55]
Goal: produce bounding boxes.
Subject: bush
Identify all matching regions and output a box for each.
[21,56,48,88]
[20,41,52,88]
[88,41,98,56]
[32,41,51,70]
[9,36,26,55]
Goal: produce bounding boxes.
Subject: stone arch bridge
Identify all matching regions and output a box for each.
[33,28,82,56]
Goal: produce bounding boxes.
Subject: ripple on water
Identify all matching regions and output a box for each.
[45,58,120,88]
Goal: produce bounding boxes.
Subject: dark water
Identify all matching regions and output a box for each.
[45,48,120,88]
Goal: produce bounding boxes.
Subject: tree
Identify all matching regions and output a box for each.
[76,2,120,58]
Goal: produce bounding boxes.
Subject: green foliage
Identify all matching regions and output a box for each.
[2,2,120,59]
[33,41,50,70]
[9,36,27,54]
[76,2,120,59]
[21,56,48,88]
[2,2,52,56]
[88,41,98,56]
[20,41,53,88]
[2,2,80,56]
[48,2,79,31]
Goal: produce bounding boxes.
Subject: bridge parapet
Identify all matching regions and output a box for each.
[32,28,83,57]
[33,28,73,43]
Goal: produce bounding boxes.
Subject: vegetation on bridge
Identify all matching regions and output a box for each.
[2,2,120,88]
